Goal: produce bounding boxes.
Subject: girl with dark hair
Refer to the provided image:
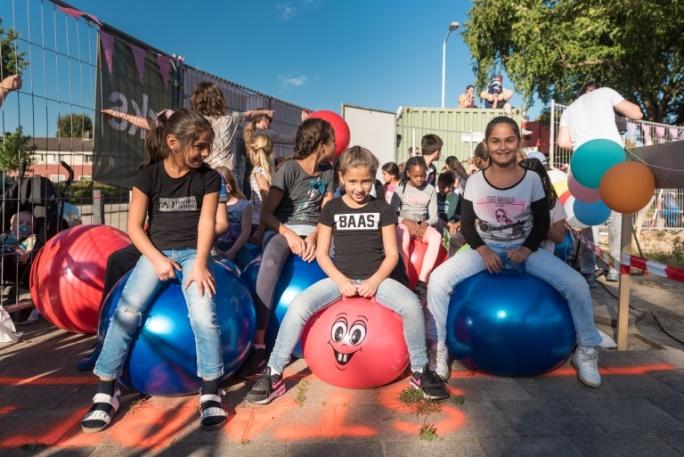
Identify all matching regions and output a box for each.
[381,162,401,204]
[237,118,336,377]
[81,109,229,432]
[426,117,602,389]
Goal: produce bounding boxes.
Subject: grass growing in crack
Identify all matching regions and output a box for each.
[451,395,465,406]
[295,380,308,407]
[399,387,444,441]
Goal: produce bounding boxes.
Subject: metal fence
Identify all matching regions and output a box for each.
[0,0,307,311]
[550,101,684,230]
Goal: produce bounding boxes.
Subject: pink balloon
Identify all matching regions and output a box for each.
[568,171,601,203]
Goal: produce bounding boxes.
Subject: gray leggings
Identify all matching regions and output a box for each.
[255,233,292,330]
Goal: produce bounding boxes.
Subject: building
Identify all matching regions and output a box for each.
[27,137,93,182]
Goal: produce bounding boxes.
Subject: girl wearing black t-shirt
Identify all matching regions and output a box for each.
[82,109,228,433]
[246,146,449,404]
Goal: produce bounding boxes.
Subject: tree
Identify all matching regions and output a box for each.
[56,113,93,138]
[0,127,34,172]
[464,0,684,123]
[0,19,27,76]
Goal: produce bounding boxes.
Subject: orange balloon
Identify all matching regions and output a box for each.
[599,162,655,213]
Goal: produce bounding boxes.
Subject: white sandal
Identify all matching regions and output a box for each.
[199,393,227,430]
[81,390,121,433]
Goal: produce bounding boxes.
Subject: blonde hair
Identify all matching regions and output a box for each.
[215,166,246,200]
[338,145,379,176]
[244,121,273,183]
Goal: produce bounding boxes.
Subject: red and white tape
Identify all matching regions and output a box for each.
[573,229,684,284]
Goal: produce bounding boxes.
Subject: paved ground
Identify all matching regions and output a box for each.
[2,273,684,457]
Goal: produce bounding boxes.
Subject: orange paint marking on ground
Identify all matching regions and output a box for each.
[273,391,376,441]
[392,405,466,435]
[226,399,298,443]
[0,407,89,448]
[0,406,16,415]
[543,363,675,377]
[0,375,96,386]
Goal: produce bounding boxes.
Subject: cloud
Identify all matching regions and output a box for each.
[276,3,297,20]
[280,75,308,87]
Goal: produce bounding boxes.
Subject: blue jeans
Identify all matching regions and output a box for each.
[94,249,224,381]
[267,277,428,373]
[426,243,602,348]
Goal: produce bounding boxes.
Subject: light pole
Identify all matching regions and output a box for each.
[441,21,460,109]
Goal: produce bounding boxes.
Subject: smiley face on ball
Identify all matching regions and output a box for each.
[328,313,367,369]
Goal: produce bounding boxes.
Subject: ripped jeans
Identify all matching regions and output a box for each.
[93,248,223,381]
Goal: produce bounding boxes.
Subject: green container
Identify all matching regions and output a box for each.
[395,107,523,168]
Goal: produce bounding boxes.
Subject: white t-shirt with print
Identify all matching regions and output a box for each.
[559,87,625,150]
[464,170,546,246]
[540,199,567,252]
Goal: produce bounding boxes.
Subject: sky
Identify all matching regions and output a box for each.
[64,0,536,115]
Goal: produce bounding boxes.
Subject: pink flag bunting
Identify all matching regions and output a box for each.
[58,6,102,26]
[157,54,172,88]
[130,44,147,83]
[99,31,115,75]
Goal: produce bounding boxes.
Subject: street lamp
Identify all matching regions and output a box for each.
[441,21,460,108]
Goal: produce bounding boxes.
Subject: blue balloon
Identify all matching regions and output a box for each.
[98,260,256,396]
[554,230,575,262]
[570,139,625,188]
[447,269,576,377]
[235,242,261,270]
[573,199,611,226]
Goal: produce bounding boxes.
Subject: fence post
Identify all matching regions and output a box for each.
[617,213,633,350]
[549,100,556,166]
[92,189,104,225]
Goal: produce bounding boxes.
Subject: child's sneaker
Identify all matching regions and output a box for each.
[410,366,449,400]
[246,367,286,405]
[572,346,601,388]
[428,341,450,381]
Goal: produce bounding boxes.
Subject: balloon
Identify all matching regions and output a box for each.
[240,255,328,357]
[570,139,625,188]
[302,296,409,388]
[98,261,256,396]
[406,238,448,289]
[308,110,350,155]
[573,199,611,226]
[564,196,588,229]
[30,225,131,334]
[446,269,576,377]
[568,172,601,203]
[600,162,655,213]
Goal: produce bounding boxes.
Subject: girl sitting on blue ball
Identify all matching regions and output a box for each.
[246,146,448,404]
[81,109,228,433]
[426,116,602,388]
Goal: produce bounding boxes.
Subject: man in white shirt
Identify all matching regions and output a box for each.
[556,82,643,282]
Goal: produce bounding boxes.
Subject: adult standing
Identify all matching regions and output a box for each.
[556,82,643,282]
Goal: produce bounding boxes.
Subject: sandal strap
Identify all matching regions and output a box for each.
[83,409,114,425]
[92,391,120,410]
[199,394,222,405]
[200,406,227,419]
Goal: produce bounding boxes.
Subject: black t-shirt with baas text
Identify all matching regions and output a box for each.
[319,196,397,280]
[133,161,221,250]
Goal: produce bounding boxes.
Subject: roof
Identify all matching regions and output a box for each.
[28,137,94,152]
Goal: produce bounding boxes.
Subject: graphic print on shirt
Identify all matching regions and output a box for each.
[333,212,380,231]
[475,195,527,241]
[294,177,328,216]
[159,196,198,212]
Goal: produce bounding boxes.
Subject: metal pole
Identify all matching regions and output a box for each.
[549,100,556,166]
[441,31,451,109]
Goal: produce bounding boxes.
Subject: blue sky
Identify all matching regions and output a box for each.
[65,0,536,114]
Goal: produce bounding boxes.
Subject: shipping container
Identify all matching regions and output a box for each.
[395,107,523,168]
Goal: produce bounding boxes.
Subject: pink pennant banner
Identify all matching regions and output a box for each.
[99,31,114,75]
[58,6,102,26]
[157,54,172,88]
[130,44,147,83]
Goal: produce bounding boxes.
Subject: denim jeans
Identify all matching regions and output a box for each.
[426,243,602,349]
[94,248,224,381]
[579,212,622,277]
[267,277,428,374]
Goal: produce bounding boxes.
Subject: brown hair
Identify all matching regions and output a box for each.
[292,118,335,160]
[144,108,214,167]
[421,134,443,156]
[215,166,246,200]
[190,81,227,117]
[338,146,379,176]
